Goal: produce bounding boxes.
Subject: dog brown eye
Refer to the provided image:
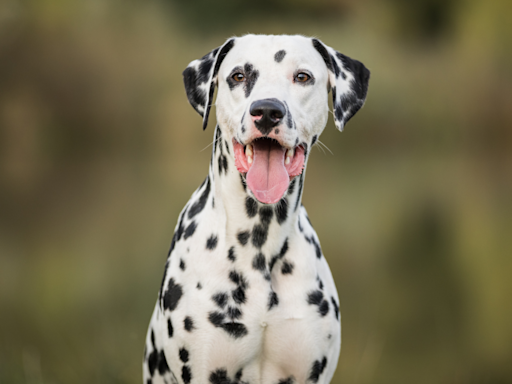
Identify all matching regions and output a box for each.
[295,73,310,82]
[232,73,245,82]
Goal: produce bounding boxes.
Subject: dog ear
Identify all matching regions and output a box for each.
[312,39,370,132]
[183,38,236,130]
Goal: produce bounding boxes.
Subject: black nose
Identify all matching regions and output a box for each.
[250,98,286,135]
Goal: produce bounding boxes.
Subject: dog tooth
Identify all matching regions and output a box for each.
[246,144,253,157]
[286,148,294,158]
[248,155,253,164]
[285,156,290,165]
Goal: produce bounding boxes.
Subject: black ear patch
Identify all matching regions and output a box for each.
[183,38,236,130]
[312,38,370,131]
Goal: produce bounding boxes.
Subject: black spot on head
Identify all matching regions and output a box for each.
[188,177,210,219]
[275,198,288,224]
[184,221,197,240]
[251,224,268,248]
[281,261,294,275]
[184,316,195,332]
[308,356,328,383]
[228,246,236,262]
[235,369,243,381]
[331,296,340,321]
[252,253,266,272]
[167,318,173,337]
[179,259,186,271]
[245,197,258,218]
[268,291,279,310]
[259,206,274,226]
[206,234,218,250]
[182,365,192,384]
[274,49,286,63]
[243,62,260,98]
[196,282,202,290]
[212,292,228,309]
[162,278,183,311]
[179,347,189,363]
[237,230,250,246]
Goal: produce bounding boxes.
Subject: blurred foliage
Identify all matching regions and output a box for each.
[1,0,512,383]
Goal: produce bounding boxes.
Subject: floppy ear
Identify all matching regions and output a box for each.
[183,38,236,130]
[312,39,370,132]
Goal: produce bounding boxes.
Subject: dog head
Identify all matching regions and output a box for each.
[183,35,370,204]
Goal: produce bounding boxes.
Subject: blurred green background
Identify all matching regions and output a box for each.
[1,0,511,383]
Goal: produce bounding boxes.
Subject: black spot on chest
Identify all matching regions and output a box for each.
[228,246,236,262]
[275,198,289,224]
[162,278,183,311]
[245,197,258,218]
[179,348,189,363]
[307,290,330,317]
[237,230,250,246]
[206,234,218,250]
[184,316,195,331]
[308,356,328,383]
[274,49,286,63]
[259,206,274,226]
[188,177,210,219]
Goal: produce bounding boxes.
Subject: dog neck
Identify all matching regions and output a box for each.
[206,125,307,259]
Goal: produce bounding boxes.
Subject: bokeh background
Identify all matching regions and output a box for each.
[1,0,511,383]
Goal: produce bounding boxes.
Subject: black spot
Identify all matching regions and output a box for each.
[235,369,243,380]
[298,217,303,232]
[259,206,274,226]
[227,306,242,320]
[232,286,246,304]
[311,134,318,146]
[329,54,341,77]
[275,128,280,134]
[208,311,225,327]
[318,279,324,290]
[147,379,152,384]
[294,174,304,211]
[275,198,288,224]
[196,282,202,290]
[252,253,266,271]
[212,292,228,309]
[278,377,294,384]
[288,178,297,195]
[281,261,294,275]
[209,368,228,384]
[228,246,236,262]
[237,230,250,246]
[158,260,169,309]
[245,197,258,218]
[222,155,228,173]
[224,140,231,155]
[188,177,210,219]
[184,316,195,331]
[341,71,347,80]
[183,67,206,114]
[148,349,158,376]
[162,278,183,311]
[157,350,170,375]
[212,197,215,209]
[206,234,218,250]
[279,238,289,258]
[251,224,268,248]
[229,270,248,289]
[241,125,246,133]
[179,347,189,363]
[184,221,197,239]
[308,357,328,383]
[274,49,286,63]
[319,300,330,316]
[222,322,248,338]
[331,297,340,321]
[335,105,344,122]
[244,62,260,98]
[182,365,192,384]
[168,318,173,337]
[284,101,294,129]
[268,291,279,310]
[308,290,324,306]
[240,174,247,191]
[179,259,186,271]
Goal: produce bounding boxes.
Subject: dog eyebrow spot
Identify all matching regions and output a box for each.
[274,50,286,63]
[243,62,259,98]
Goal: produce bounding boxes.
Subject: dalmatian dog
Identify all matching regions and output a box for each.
[143,34,369,384]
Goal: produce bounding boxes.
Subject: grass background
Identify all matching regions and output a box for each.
[1,0,511,382]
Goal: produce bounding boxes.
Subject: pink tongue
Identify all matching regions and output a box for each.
[246,140,289,204]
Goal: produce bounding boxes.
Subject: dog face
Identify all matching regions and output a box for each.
[183,34,369,204]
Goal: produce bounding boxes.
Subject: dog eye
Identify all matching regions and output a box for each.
[232,73,245,82]
[295,72,310,82]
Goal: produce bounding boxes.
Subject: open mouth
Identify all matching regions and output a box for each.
[233,137,305,204]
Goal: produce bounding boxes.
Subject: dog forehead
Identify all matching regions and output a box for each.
[219,35,326,74]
